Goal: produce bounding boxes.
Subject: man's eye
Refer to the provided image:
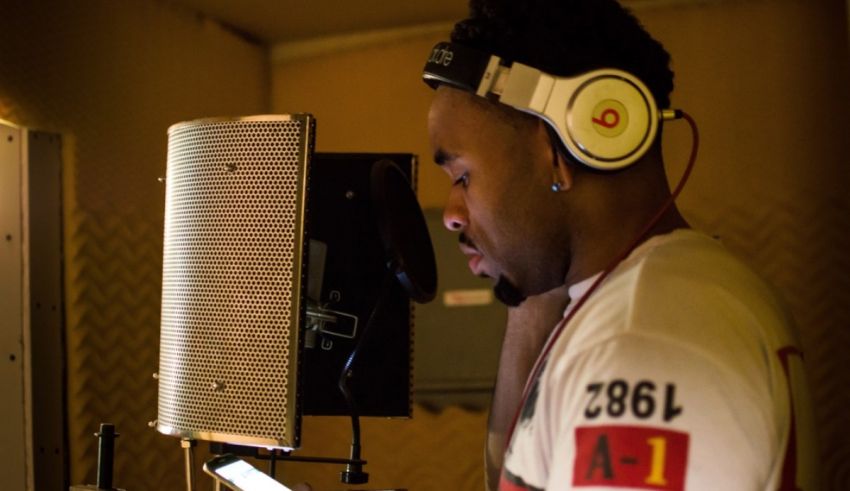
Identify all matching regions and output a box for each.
[454,173,469,188]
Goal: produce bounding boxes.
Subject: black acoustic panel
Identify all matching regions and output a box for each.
[301,153,416,417]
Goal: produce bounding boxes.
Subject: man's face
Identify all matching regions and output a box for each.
[428,86,570,305]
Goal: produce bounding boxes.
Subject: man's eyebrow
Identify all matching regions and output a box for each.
[433,148,457,166]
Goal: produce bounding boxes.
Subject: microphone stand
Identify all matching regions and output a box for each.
[181,438,196,491]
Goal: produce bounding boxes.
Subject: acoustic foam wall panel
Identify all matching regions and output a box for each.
[0,1,267,488]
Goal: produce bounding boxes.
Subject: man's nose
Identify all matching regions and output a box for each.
[442,193,467,232]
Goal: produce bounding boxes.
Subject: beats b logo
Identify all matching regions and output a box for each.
[591,99,628,137]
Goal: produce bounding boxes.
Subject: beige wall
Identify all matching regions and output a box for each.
[643,4,850,488]
[1,0,846,488]
[0,1,267,489]
[273,31,451,209]
[272,1,850,489]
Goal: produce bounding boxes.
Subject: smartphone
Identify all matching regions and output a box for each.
[203,454,292,491]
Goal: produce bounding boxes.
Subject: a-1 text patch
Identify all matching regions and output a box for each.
[573,425,688,490]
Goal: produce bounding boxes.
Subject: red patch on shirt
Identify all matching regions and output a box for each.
[498,473,534,491]
[573,425,689,490]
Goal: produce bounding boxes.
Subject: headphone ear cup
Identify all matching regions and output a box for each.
[561,72,658,171]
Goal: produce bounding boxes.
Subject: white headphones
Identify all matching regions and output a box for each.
[423,42,677,171]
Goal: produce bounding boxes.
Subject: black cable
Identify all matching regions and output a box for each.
[337,268,396,484]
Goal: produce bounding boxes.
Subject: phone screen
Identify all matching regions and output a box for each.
[204,455,292,491]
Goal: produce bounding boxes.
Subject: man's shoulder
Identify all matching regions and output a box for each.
[564,228,797,361]
[618,228,787,322]
[627,228,754,285]
[629,229,792,328]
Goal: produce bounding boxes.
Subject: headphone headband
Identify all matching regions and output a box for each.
[423,42,499,94]
[423,42,668,171]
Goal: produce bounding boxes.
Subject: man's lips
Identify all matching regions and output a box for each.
[460,243,484,276]
[468,254,484,275]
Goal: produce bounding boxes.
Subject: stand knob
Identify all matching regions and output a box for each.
[341,466,369,485]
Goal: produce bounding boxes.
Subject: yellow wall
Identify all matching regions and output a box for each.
[0,1,267,489]
[272,1,850,489]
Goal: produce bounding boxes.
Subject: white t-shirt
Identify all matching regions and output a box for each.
[500,229,818,491]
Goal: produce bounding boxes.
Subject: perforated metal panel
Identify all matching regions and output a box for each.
[157,115,314,449]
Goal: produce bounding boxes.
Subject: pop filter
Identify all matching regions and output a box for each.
[370,159,437,304]
[301,153,423,418]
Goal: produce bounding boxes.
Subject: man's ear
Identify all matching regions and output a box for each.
[536,120,574,192]
[553,149,574,192]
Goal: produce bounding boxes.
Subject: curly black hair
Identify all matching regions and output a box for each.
[451,0,674,108]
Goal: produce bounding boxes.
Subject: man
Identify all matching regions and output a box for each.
[424,0,817,490]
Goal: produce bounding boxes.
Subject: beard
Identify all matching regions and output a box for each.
[493,274,527,307]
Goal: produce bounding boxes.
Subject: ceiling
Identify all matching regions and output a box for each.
[165,0,470,44]
[164,0,696,46]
